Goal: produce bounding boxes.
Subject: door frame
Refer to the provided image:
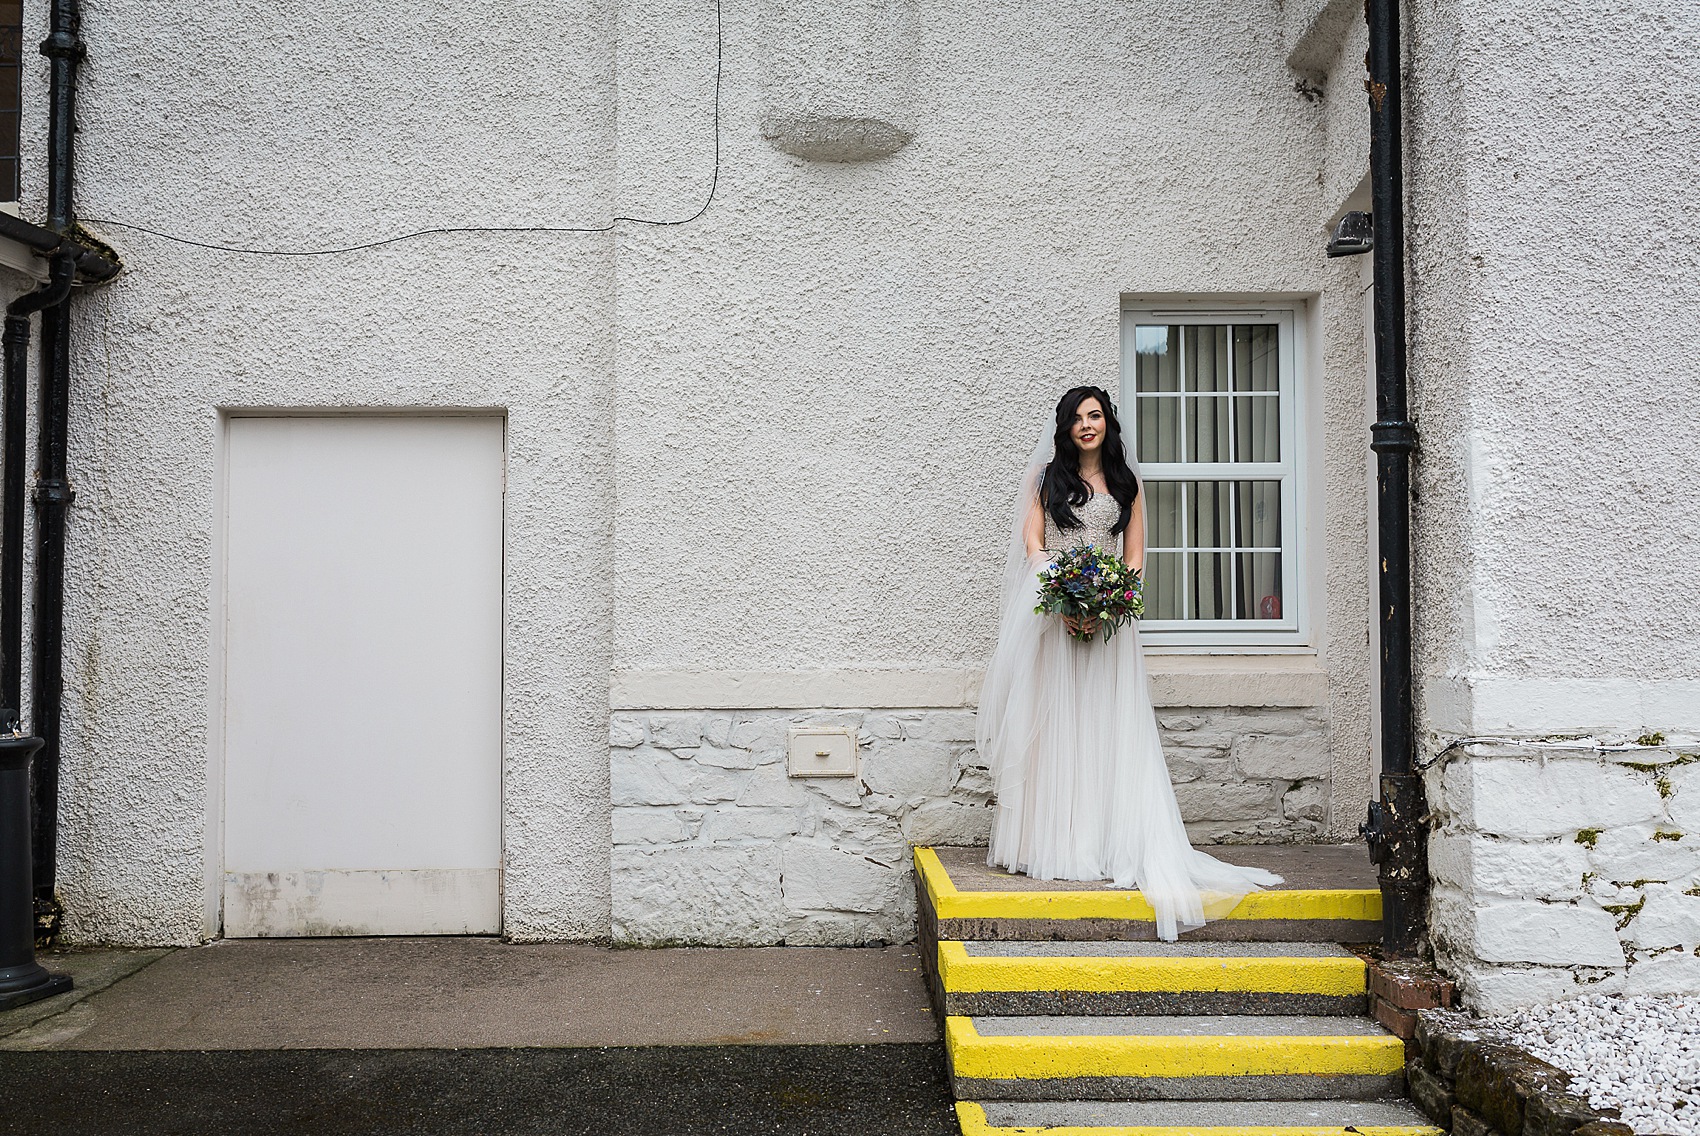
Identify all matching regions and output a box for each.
[203,407,509,939]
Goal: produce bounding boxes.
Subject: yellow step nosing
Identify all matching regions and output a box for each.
[917,846,959,909]
[915,847,1382,924]
[944,1017,1406,1080]
[937,941,1367,996]
[955,1102,1444,1136]
[939,886,1381,923]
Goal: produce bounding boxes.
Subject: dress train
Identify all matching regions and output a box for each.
[979,555,1282,941]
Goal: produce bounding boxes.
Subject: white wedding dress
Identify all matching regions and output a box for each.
[979,486,1282,941]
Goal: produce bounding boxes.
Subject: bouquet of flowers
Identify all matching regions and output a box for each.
[1034,546,1145,642]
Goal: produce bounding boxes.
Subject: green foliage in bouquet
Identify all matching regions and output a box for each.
[1034,545,1145,642]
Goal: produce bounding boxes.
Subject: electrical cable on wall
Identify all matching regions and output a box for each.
[79,0,722,257]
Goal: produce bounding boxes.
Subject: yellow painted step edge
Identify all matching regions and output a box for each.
[915,847,1382,923]
[937,941,1367,996]
[945,1017,1407,1080]
[955,1101,1445,1136]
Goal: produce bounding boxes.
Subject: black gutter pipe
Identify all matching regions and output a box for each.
[1360,0,1429,958]
[4,254,73,730]
[0,253,73,1009]
[29,0,86,926]
[0,213,117,282]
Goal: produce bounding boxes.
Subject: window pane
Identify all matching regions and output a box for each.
[1233,394,1279,462]
[1119,311,1294,631]
[1145,480,1183,548]
[1144,551,1184,620]
[1236,552,1283,619]
[1186,396,1230,462]
[1190,552,1231,620]
[1187,480,1232,548]
[1233,480,1281,548]
[1136,325,1180,392]
[1233,324,1278,391]
[1136,395,1182,463]
[1184,325,1230,392]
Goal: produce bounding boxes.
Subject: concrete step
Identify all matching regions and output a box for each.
[957,1097,1442,1135]
[938,941,1369,1017]
[945,1014,1406,1102]
[915,848,1381,947]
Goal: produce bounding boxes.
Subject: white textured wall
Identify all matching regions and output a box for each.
[19,0,1385,943]
[1406,0,1700,738]
[613,0,1332,675]
[608,0,1376,853]
[27,2,621,943]
[1307,10,1377,832]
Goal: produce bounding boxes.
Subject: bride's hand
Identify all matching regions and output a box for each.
[1062,614,1101,636]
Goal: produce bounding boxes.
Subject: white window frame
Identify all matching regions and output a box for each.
[1119,301,1308,648]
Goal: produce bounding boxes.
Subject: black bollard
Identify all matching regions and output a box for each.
[0,733,68,1010]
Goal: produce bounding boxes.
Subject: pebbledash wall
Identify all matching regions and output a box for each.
[33,1,1394,946]
[1397,0,1700,1011]
[602,0,1381,944]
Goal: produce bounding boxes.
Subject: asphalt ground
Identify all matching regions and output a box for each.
[0,1044,960,1136]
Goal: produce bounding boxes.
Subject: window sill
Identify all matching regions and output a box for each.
[612,657,1330,711]
[1144,653,1328,708]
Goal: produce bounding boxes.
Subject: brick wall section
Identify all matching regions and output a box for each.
[609,705,1330,945]
[1407,1010,1632,1136]
[1366,957,1457,1041]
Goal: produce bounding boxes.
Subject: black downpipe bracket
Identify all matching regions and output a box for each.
[30,0,87,931]
[0,256,74,1009]
[1360,0,1429,958]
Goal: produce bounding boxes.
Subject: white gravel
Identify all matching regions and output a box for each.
[1486,994,1700,1136]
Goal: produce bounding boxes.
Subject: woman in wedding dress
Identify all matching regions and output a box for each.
[978,385,1282,940]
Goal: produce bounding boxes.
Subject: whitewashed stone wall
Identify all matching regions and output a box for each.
[1160,707,1331,846]
[611,704,1329,944]
[1425,739,1700,1015]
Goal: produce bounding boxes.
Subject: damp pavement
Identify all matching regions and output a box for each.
[0,939,957,1136]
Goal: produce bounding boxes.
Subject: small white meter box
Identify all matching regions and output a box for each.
[786,726,859,778]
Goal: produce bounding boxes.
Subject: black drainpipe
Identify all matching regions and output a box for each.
[29,0,86,929]
[0,253,73,1007]
[4,255,73,730]
[1360,0,1428,958]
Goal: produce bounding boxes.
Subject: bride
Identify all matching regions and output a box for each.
[977,385,1282,940]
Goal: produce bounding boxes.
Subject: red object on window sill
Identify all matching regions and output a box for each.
[1259,594,1282,619]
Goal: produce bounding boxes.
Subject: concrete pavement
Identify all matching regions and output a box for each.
[0,940,954,1134]
[2,939,937,1050]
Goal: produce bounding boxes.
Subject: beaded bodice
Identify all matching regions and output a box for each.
[1043,492,1122,554]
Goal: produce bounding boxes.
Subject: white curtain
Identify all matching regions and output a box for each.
[1132,322,1285,621]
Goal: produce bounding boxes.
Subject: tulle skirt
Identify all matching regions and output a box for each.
[978,577,1282,941]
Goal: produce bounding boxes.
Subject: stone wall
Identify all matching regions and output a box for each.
[1425,739,1700,1014]
[610,704,1329,945]
[1407,1009,1631,1136]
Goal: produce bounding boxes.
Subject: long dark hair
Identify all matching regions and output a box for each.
[1040,385,1139,535]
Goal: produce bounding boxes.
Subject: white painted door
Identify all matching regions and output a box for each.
[221,416,504,936]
